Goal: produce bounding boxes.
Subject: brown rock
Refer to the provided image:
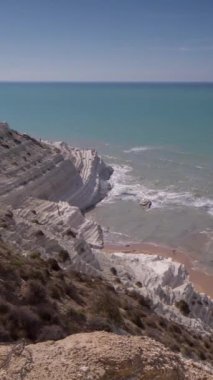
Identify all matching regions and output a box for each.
[0,332,212,380]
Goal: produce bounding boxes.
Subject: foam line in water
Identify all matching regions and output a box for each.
[103,163,213,216]
[123,146,155,153]
[103,154,118,160]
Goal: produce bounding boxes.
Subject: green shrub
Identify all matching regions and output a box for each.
[0,300,10,314]
[131,314,145,329]
[0,326,11,342]
[38,325,65,341]
[158,318,167,329]
[31,269,46,284]
[175,300,190,316]
[47,258,60,271]
[65,282,84,305]
[91,290,122,325]
[24,280,47,305]
[48,282,64,300]
[30,251,41,260]
[128,290,151,309]
[180,344,192,357]
[36,303,60,325]
[199,351,207,361]
[7,306,41,340]
[66,307,86,323]
[169,324,182,335]
[146,319,157,329]
[86,317,112,333]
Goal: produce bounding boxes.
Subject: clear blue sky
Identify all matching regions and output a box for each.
[0,0,213,81]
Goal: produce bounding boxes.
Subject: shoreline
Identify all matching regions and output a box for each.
[103,241,213,299]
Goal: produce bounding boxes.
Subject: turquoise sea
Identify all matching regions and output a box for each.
[0,82,213,274]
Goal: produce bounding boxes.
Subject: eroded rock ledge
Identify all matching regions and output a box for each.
[99,251,213,334]
[0,122,113,249]
[0,122,112,210]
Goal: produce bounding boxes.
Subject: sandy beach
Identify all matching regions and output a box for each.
[103,242,213,299]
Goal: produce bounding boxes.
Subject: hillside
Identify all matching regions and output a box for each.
[0,225,213,366]
[0,123,213,378]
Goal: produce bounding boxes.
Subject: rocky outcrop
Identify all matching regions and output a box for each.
[14,197,103,248]
[102,252,213,334]
[0,122,113,252]
[0,331,212,380]
[139,198,152,209]
[0,201,102,279]
[0,123,112,210]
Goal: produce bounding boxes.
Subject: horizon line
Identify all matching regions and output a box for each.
[0,80,213,84]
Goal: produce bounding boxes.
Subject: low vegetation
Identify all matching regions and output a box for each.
[0,237,212,365]
[175,299,190,316]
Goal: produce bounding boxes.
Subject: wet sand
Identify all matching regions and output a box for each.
[103,242,213,299]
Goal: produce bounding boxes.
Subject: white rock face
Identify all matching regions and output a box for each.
[0,199,102,278]
[102,251,213,333]
[0,122,112,252]
[0,123,112,210]
[14,198,103,248]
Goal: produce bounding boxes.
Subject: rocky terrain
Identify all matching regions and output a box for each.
[0,331,212,380]
[0,122,213,378]
[106,252,213,334]
[0,122,112,211]
[1,230,213,363]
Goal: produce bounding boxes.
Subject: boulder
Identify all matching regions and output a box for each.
[139,198,152,209]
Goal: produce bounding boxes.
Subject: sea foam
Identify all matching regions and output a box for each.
[103,163,213,216]
[123,146,156,153]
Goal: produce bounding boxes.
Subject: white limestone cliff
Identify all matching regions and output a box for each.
[0,122,112,210]
[0,122,113,252]
[100,251,213,334]
[14,197,103,248]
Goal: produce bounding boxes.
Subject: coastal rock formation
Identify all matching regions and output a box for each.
[0,123,112,210]
[14,197,103,248]
[104,252,213,333]
[0,122,113,251]
[0,202,102,279]
[0,122,213,351]
[139,198,152,209]
[0,331,212,380]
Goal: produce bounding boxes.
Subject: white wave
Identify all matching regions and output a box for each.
[103,164,139,202]
[108,230,130,238]
[200,229,213,239]
[146,189,213,216]
[103,163,213,216]
[124,146,155,153]
[103,154,118,160]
